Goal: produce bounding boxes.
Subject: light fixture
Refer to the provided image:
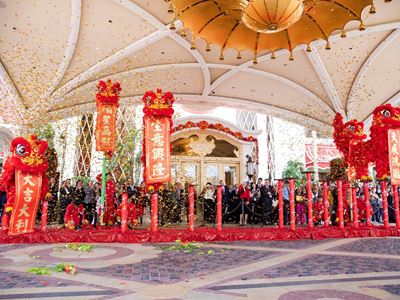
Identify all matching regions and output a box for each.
[246,154,255,182]
[169,0,381,61]
[242,0,304,33]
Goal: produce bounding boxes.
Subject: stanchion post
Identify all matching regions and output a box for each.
[363,182,372,226]
[150,192,158,233]
[188,185,195,231]
[289,178,296,231]
[393,184,400,228]
[304,172,314,229]
[337,180,344,229]
[381,181,389,228]
[40,200,48,232]
[351,185,359,228]
[121,192,128,233]
[323,181,329,227]
[278,179,284,229]
[216,185,222,231]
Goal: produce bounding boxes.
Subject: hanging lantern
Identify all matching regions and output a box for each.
[242,0,304,33]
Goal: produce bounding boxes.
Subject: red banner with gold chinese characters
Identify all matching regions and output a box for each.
[95,103,118,152]
[144,117,171,184]
[95,80,121,152]
[389,129,400,185]
[8,170,42,235]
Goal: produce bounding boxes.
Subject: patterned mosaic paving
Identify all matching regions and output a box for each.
[331,238,400,256]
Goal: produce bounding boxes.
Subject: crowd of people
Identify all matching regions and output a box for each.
[0,174,398,230]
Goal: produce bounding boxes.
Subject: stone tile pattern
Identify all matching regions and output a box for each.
[244,255,400,279]
[82,247,279,284]
[0,244,30,253]
[331,238,400,256]
[218,239,328,249]
[369,284,400,296]
[0,269,76,289]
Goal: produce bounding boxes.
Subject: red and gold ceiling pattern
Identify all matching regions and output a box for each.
[169,0,387,61]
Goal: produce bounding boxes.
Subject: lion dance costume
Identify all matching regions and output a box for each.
[333,113,370,181]
[0,134,50,235]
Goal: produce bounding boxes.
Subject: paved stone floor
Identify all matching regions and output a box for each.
[0,237,399,299]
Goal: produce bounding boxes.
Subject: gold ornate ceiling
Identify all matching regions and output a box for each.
[169,0,386,61]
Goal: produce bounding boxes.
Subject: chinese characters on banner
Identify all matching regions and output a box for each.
[95,103,117,152]
[8,170,42,235]
[144,118,171,184]
[389,129,400,185]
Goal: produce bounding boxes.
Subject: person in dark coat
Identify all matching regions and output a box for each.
[260,179,274,225]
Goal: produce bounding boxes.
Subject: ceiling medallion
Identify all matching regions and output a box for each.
[168,0,386,62]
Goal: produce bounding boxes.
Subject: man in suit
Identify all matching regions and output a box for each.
[260,179,274,225]
[126,179,136,198]
[219,180,230,223]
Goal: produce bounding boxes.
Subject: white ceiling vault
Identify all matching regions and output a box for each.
[0,0,399,136]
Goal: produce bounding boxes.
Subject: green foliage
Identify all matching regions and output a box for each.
[282,160,304,187]
[107,127,142,183]
[72,175,92,185]
[34,123,55,148]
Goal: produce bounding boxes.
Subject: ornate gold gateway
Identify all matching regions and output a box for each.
[168,0,389,62]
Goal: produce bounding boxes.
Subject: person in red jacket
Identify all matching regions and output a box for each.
[239,183,251,226]
[64,199,86,230]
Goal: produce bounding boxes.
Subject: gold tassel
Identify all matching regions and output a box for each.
[205,44,211,52]
[359,22,366,31]
[236,52,242,60]
[271,51,276,59]
[170,21,176,31]
[253,56,258,64]
[341,29,346,38]
[191,38,196,50]
[325,41,331,50]
[168,3,174,14]
[306,45,312,52]
[369,3,376,14]
[289,52,294,61]
[219,52,224,61]
[180,30,186,38]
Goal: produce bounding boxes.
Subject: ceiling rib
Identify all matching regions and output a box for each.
[114,0,211,98]
[0,61,28,124]
[305,46,346,117]
[42,0,82,100]
[205,22,400,108]
[46,93,332,134]
[347,28,400,119]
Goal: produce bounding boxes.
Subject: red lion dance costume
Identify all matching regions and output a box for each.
[141,88,174,192]
[0,134,50,235]
[369,104,400,179]
[96,173,116,225]
[333,113,371,181]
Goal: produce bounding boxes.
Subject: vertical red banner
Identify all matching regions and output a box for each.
[8,170,42,235]
[389,129,400,185]
[144,118,171,184]
[95,104,118,152]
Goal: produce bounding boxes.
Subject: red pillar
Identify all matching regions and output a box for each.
[381,181,389,228]
[351,186,359,228]
[393,185,400,228]
[278,180,284,229]
[188,185,195,232]
[121,192,128,233]
[337,180,344,229]
[1,213,9,234]
[363,182,372,226]
[150,193,158,233]
[216,186,222,231]
[289,179,295,231]
[40,200,48,232]
[306,173,313,229]
[323,182,329,227]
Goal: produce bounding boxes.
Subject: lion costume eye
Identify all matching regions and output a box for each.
[348,125,355,131]
[15,144,27,157]
[382,110,391,118]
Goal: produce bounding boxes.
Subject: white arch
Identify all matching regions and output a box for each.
[42,0,82,99]
[347,29,400,118]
